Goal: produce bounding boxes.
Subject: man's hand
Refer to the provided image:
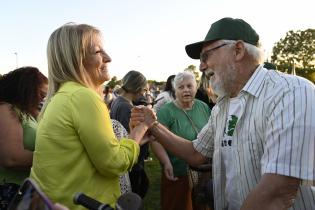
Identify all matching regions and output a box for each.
[241,173,300,210]
[129,106,145,129]
[142,106,157,127]
[130,106,156,129]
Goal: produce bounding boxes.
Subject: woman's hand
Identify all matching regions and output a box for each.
[163,162,178,181]
[139,133,155,145]
[129,106,156,145]
[130,106,156,129]
[142,106,157,127]
[129,106,145,129]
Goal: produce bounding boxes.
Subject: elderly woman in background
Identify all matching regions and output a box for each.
[151,71,211,210]
[0,67,48,209]
[30,23,154,210]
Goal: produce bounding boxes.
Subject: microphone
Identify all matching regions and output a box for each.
[73,192,143,210]
[73,193,113,210]
[116,192,143,210]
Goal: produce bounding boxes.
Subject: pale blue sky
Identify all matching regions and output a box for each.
[0,0,314,81]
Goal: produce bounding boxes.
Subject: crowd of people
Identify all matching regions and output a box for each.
[0,17,314,210]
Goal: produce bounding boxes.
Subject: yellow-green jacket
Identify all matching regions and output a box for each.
[30,81,139,210]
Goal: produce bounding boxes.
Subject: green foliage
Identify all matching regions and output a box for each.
[295,68,315,83]
[271,29,315,82]
[184,65,200,82]
[106,76,121,89]
[148,80,164,87]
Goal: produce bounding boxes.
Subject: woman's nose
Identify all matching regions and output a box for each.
[103,52,112,63]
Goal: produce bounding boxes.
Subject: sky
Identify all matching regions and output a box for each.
[0,0,314,82]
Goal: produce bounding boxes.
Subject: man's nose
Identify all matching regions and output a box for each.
[199,62,207,72]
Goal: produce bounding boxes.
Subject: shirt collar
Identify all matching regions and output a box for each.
[241,64,268,98]
[212,64,269,103]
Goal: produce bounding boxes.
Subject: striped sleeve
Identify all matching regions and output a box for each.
[261,80,315,184]
[193,114,214,158]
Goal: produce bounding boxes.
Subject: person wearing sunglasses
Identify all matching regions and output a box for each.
[131,17,315,210]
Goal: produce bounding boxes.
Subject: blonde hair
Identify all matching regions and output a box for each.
[41,23,101,117]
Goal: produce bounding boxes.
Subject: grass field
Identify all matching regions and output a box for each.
[143,153,162,210]
[143,153,214,210]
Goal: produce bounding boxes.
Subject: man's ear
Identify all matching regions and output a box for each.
[234,40,245,61]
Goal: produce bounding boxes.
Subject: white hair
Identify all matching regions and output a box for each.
[222,40,265,64]
[174,71,197,89]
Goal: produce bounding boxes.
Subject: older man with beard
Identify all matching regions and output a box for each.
[131,17,315,210]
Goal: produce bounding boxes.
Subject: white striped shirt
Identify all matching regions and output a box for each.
[193,65,315,210]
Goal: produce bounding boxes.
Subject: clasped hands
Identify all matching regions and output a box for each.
[130,105,157,129]
[129,105,157,144]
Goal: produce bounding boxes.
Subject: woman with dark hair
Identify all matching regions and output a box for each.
[0,66,48,209]
[153,74,175,113]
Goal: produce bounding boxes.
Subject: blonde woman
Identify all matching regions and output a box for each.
[30,23,155,209]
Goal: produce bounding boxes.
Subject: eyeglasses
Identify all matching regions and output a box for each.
[200,43,229,63]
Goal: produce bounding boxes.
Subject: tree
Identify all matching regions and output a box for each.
[271,29,315,82]
[105,76,121,89]
[184,65,200,82]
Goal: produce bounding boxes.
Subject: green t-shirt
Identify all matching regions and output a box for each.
[157,99,211,176]
[21,112,37,151]
[0,108,37,185]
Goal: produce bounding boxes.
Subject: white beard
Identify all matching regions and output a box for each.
[209,76,227,97]
[208,63,237,97]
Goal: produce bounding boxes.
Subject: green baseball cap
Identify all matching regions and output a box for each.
[185,17,259,59]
